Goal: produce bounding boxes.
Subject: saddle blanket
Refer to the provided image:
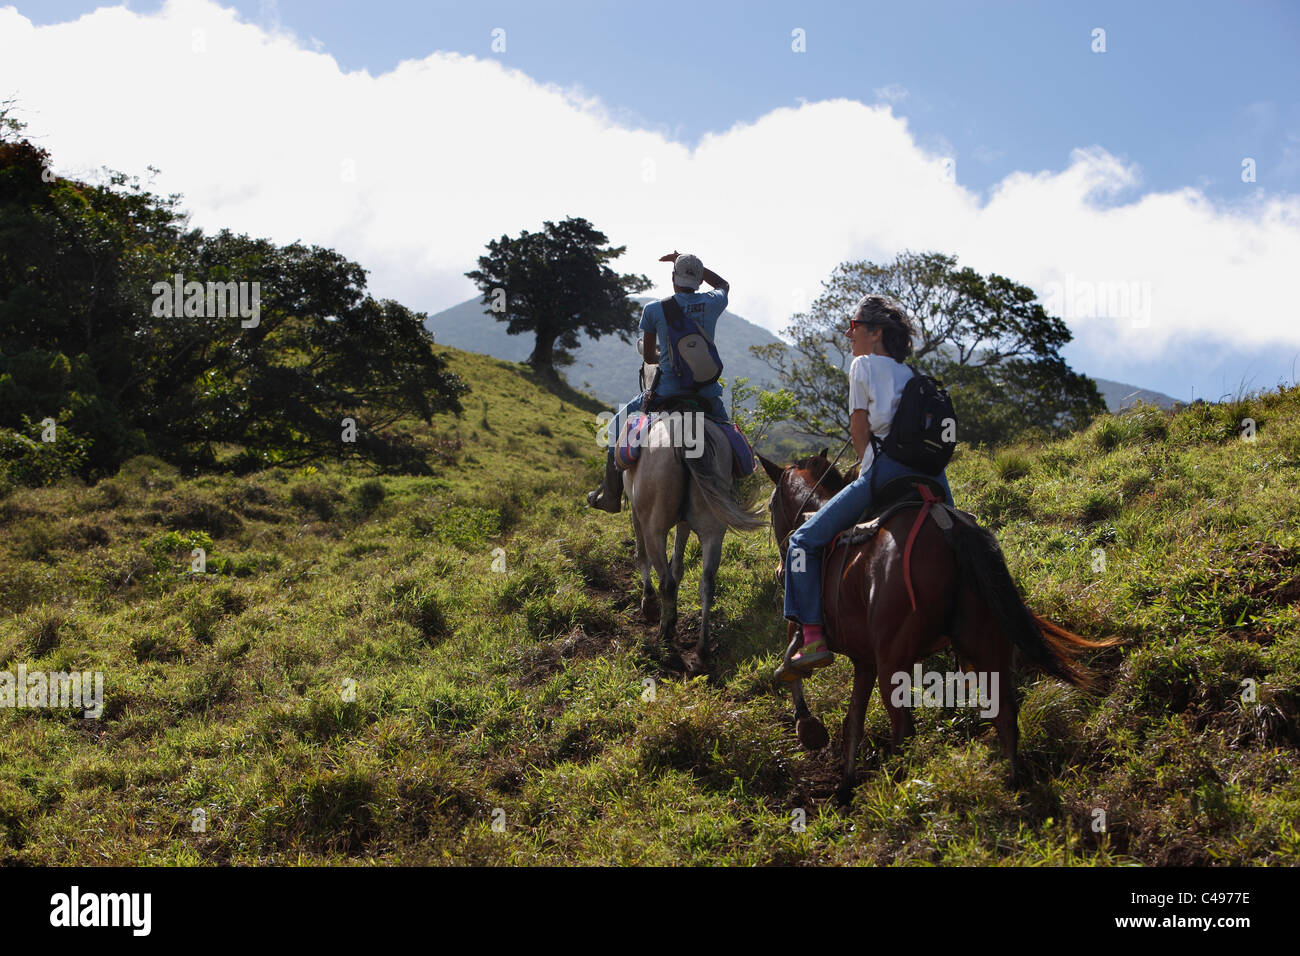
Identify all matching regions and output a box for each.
[614,413,757,479]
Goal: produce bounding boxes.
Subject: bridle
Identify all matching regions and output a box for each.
[768,438,854,559]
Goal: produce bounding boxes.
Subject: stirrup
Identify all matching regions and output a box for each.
[775,633,832,682]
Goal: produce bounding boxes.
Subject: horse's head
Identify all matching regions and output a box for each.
[758,448,848,579]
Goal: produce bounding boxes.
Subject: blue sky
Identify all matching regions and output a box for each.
[5,0,1300,400]
[27,0,1300,203]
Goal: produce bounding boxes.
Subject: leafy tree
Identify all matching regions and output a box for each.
[725,376,797,449]
[0,97,26,141]
[124,232,468,473]
[465,217,651,379]
[753,251,1105,446]
[0,132,467,482]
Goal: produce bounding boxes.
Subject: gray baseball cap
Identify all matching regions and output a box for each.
[672,253,704,291]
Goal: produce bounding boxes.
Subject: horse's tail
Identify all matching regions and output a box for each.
[682,418,766,532]
[949,520,1119,692]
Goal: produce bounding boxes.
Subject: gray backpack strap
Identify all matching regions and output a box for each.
[659,296,685,374]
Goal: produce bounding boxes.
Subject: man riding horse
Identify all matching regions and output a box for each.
[587,251,733,512]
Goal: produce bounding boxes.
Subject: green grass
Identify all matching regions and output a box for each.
[0,351,1298,865]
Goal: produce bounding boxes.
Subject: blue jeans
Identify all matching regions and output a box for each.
[783,451,955,625]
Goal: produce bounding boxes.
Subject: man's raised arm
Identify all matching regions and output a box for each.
[702,267,729,292]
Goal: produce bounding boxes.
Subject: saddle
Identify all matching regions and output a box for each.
[824,477,978,633]
[849,475,952,535]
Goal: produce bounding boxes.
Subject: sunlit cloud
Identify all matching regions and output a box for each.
[2,0,1297,378]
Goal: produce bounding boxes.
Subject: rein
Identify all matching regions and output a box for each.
[769,438,853,556]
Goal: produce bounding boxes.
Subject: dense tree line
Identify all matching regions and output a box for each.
[0,117,466,485]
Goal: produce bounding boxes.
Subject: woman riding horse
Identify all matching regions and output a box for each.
[778,295,956,680]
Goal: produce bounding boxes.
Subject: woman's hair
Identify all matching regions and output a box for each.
[853,295,915,363]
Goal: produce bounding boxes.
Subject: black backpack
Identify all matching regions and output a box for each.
[878,369,958,473]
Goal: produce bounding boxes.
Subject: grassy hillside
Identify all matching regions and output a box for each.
[0,347,1297,865]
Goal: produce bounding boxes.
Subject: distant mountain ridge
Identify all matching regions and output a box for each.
[1091,379,1180,411]
[425,297,1178,413]
[426,296,785,411]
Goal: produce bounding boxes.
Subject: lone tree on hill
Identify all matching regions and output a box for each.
[753,250,1105,446]
[466,217,651,379]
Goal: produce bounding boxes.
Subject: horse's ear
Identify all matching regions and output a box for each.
[818,446,828,459]
[758,455,785,484]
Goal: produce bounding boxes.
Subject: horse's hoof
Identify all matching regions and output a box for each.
[661,649,687,672]
[641,600,660,625]
[796,717,829,751]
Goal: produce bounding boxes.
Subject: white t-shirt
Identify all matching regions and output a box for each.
[848,354,915,472]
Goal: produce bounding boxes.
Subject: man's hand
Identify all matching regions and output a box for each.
[658,251,680,262]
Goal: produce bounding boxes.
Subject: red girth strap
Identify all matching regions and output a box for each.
[902,484,941,612]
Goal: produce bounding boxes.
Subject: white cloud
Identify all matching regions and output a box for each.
[2,0,1298,365]
[872,83,909,104]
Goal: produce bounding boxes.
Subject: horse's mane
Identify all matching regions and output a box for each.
[791,453,847,496]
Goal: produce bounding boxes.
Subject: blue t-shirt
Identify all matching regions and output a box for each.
[639,288,728,398]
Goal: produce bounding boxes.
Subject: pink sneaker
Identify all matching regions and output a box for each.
[775,626,833,682]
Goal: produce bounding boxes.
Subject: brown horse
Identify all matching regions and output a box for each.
[760,451,1117,803]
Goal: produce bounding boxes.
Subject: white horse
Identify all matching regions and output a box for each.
[623,410,765,671]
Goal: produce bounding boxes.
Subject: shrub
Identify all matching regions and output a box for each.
[0,421,91,487]
[22,607,68,656]
[497,562,557,613]
[157,491,243,537]
[131,630,185,663]
[1081,489,1121,522]
[117,455,178,490]
[354,479,386,515]
[389,580,452,642]
[977,483,1031,525]
[145,530,214,572]
[1093,404,1168,451]
[994,449,1034,481]
[290,481,344,521]
[87,478,127,510]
